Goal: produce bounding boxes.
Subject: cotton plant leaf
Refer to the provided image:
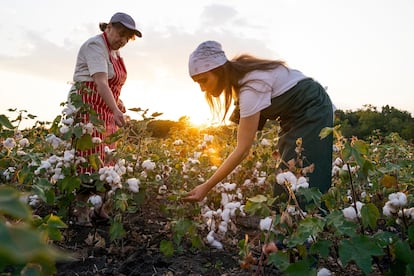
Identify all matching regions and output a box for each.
[339,236,383,275]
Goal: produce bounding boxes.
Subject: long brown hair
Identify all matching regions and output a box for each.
[206,54,286,122]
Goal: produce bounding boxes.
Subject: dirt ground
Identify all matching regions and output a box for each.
[54,200,281,276]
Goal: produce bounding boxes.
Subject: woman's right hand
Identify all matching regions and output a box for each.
[182,183,211,202]
[113,109,126,127]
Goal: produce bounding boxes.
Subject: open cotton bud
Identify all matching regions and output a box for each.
[158,184,167,194]
[317,268,332,276]
[388,192,407,208]
[88,195,103,209]
[259,216,273,231]
[206,230,223,250]
[127,178,140,193]
[383,201,398,217]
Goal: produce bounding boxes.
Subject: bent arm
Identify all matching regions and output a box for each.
[183,112,261,201]
[93,72,125,127]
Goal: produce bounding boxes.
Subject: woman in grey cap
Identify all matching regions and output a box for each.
[71,12,142,173]
[69,12,141,223]
[183,40,334,207]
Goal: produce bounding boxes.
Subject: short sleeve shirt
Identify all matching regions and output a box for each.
[73,34,115,82]
[238,66,308,118]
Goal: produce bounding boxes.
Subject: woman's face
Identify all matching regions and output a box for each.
[106,24,133,50]
[192,71,223,97]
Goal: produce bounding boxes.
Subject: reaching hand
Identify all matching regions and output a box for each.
[113,109,126,127]
[117,99,126,113]
[182,183,211,202]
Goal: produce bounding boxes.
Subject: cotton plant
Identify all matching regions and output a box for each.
[200,181,246,250]
[342,201,364,221]
[382,191,413,225]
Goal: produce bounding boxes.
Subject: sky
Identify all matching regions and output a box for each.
[1,0,413,128]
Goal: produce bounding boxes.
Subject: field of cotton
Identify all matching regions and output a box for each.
[1,99,413,275]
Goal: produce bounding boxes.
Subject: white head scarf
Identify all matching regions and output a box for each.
[188,41,228,77]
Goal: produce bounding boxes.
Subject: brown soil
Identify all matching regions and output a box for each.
[54,200,281,276]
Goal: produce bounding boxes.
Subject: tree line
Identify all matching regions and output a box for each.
[145,104,414,142]
[335,104,414,141]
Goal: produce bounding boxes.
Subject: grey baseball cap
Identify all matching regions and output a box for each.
[110,12,142,37]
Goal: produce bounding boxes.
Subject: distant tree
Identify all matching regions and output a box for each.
[335,105,414,141]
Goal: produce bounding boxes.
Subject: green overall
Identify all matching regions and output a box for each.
[259,78,334,195]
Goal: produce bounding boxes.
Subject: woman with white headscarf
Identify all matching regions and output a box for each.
[183,40,334,205]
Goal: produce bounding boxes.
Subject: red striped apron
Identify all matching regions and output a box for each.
[76,32,127,173]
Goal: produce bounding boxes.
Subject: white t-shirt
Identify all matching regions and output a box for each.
[73,34,118,82]
[238,66,308,118]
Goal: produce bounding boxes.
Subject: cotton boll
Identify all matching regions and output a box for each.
[210,239,223,250]
[221,193,229,206]
[276,173,286,185]
[158,184,167,194]
[223,183,237,191]
[225,202,241,210]
[221,208,231,222]
[218,221,228,233]
[342,206,357,221]
[317,268,331,276]
[257,177,266,185]
[388,192,407,208]
[127,178,140,193]
[259,216,273,231]
[206,230,216,243]
[285,171,297,185]
[88,195,103,209]
[383,201,398,217]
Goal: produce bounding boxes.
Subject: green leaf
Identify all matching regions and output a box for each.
[109,220,125,241]
[310,239,332,258]
[408,225,414,245]
[57,176,81,194]
[319,127,333,139]
[360,203,380,229]
[296,187,322,204]
[267,251,290,271]
[326,210,358,237]
[0,221,71,273]
[0,187,31,221]
[393,240,414,264]
[288,217,325,247]
[284,257,316,276]
[339,236,384,275]
[248,194,268,203]
[47,214,68,229]
[0,114,14,129]
[76,134,94,150]
[160,240,174,257]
